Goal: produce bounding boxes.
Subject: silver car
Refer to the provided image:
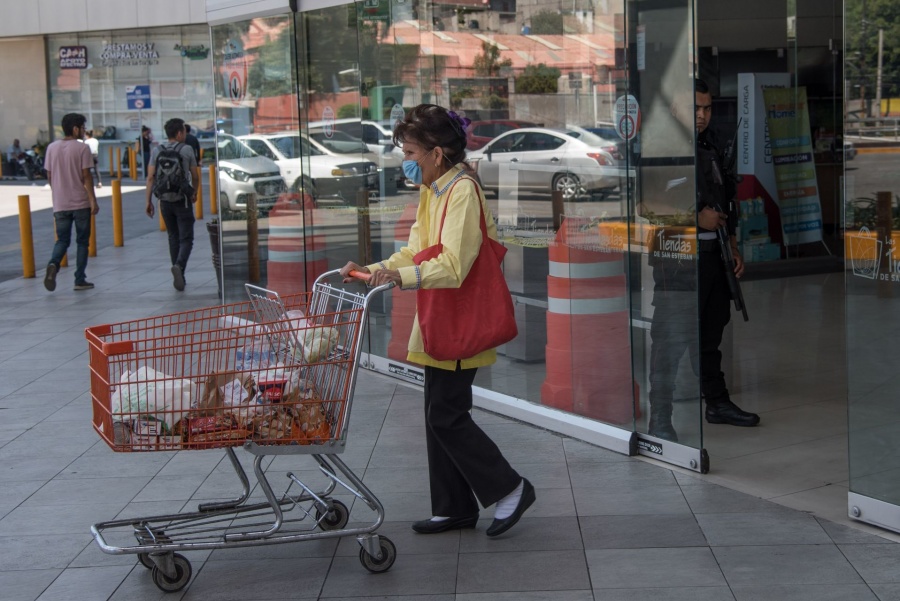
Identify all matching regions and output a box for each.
[467,126,619,200]
[215,134,286,214]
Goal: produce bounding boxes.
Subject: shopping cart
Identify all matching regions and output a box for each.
[86,270,394,593]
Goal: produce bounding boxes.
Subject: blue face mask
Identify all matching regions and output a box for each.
[402,158,423,185]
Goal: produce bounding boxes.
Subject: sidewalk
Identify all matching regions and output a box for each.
[0,223,898,601]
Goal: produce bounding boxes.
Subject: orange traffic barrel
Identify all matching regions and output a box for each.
[540,219,639,425]
[265,192,326,295]
[387,203,419,361]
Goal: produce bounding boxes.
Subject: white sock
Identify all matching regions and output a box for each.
[493,479,524,520]
[429,516,450,522]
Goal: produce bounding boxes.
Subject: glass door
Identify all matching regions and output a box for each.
[845,0,900,534]
[628,0,706,471]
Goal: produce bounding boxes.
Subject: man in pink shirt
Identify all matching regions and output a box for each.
[43,113,100,291]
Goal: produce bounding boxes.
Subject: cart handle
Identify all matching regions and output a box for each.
[348,270,371,282]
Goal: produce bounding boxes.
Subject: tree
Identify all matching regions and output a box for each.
[515,64,560,94]
[531,10,564,35]
[247,26,295,98]
[846,0,900,101]
[473,42,512,77]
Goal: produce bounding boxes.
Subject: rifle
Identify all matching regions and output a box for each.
[709,156,750,322]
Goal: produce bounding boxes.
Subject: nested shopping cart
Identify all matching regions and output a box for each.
[85,270,393,593]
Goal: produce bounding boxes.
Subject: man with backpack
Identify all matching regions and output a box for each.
[145,118,200,291]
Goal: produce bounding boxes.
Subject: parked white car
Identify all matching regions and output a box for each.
[467,126,620,200]
[305,129,404,193]
[238,133,378,203]
[215,134,286,214]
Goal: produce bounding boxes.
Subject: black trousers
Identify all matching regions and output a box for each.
[159,199,195,272]
[648,250,732,409]
[423,364,521,516]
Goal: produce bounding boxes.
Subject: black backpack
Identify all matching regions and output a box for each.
[152,143,193,201]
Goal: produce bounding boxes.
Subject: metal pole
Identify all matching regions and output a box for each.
[876,29,884,120]
[247,193,260,282]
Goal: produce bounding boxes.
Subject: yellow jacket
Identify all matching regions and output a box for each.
[366,165,498,370]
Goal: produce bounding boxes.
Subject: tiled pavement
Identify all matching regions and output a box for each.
[1,220,899,601]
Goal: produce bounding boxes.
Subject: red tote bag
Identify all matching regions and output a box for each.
[412,179,517,361]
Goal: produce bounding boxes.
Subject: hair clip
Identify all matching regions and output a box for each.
[447,110,472,139]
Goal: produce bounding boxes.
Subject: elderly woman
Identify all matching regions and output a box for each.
[340,104,534,537]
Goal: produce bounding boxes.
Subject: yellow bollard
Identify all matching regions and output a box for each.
[116,146,122,180]
[18,196,35,278]
[129,147,137,181]
[195,176,204,220]
[209,166,218,215]
[159,204,166,231]
[112,179,124,247]
[89,213,97,257]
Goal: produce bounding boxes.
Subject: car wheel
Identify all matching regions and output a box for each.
[553,172,583,201]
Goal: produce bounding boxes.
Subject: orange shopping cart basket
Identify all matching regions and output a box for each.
[86,270,396,592]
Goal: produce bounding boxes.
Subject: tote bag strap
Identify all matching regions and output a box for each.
[435,176,490,244]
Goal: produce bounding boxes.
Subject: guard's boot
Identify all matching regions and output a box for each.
[648,406,678,442]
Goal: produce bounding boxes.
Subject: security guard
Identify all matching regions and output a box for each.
[648,79,759,442]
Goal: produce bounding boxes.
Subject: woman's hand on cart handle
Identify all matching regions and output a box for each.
[340,262,370,284]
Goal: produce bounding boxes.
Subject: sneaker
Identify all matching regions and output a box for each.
[74,281,95,291]
[96,182,103,188]
[171,265,185,291]
[44,263,57,292]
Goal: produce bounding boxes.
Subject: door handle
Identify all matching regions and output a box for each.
[510,158,519,162]
[551,157,560,163]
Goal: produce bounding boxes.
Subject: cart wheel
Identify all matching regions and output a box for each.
[150,553,192,593]
[137,553,154,570]
[359,536,396,573]
[316,500,349,531]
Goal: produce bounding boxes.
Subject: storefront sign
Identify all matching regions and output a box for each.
[59,46,88,69]
[175,44,209,60]
[762,86,823,245]
[100,42,159,67]
[223,39,247,107]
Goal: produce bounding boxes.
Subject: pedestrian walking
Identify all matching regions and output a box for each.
[43,113,100,292]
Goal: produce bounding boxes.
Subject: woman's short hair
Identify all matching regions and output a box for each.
[393,104,468,165]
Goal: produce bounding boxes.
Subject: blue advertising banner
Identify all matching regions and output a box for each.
[762,86,823,245]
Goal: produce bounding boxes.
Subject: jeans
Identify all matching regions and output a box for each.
[50,208,91,284]
[159,199,195,272]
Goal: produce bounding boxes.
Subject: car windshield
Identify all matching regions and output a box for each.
[563,128,609,147]
[308,131,369,154]
[217,135,258,160]
[270,135,323,158]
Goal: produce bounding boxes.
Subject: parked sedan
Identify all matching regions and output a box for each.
[306,129,404,192]
[215,134,286,215]
[238,133,378,204]
[467,127,619,200]
[466,119,538,150]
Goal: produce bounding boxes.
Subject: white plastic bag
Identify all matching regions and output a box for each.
[109,366,196,430]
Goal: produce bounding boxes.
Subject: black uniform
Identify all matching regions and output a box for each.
[647,128,740,439]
